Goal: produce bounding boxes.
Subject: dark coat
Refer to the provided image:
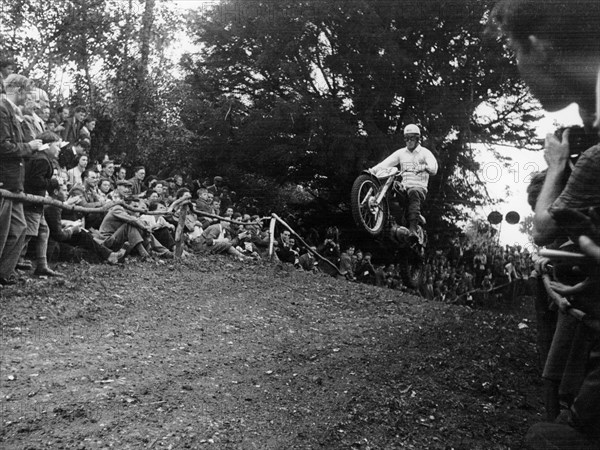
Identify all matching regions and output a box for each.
[0,99,32,192]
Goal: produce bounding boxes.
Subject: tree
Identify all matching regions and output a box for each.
[0,0,185,167]
[519,213,535,245]
[181,0,540,236]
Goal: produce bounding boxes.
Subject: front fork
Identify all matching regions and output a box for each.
[370,176,395,211]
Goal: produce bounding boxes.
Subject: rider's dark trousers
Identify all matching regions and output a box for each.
[406,187,426,228]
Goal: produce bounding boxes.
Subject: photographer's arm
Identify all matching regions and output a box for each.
[579,236,600,263]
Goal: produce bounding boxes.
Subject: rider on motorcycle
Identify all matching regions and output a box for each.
[369,124,438,238]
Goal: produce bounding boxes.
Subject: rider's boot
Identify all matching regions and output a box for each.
[408,220,421,244]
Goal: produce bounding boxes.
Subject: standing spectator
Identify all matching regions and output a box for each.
[79,116,95,145]
[22,131,62,276]
[61,105,86,144]
[54,106,69,135]
[492,0,600,447]
[0,57,16,94]
[0,74,42,285]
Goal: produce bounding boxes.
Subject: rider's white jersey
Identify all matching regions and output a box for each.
[370,145,438,192]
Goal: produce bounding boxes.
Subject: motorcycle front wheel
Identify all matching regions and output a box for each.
[351,174,389,237]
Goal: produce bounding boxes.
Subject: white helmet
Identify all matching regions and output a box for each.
[403,124,421,135]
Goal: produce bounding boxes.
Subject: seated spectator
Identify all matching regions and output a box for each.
[356,252,376,284]
[339,245,356,280]
[298,247,318,272]
[45,179,127,264]
[60,139,90,174]
[276,229,297,264]
[196,219,247,260]
[317,227,341,276]
[384,264,402,289]
[66,152,88,188]
[72,169,108,229]
[195,187,216,228]
[150,179,169,204]
[139,203,176,251]
[98,177,113,203]
[423,276,435,300]
[211,197,222,216]
[100,160,117,187]
[98,194,173,260]
[247,216,271,257]
[128,166,147,197]
[115,165,127,183]
[206,175,224,198]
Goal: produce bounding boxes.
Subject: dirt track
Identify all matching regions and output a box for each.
[1,256,541,449]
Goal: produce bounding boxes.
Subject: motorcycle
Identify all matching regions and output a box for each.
[350,166,426,288]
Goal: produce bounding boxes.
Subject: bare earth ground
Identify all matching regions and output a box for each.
[1,256,542,449]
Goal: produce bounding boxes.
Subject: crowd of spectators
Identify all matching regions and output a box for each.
[273,221,535,307]
[0,61,291,286]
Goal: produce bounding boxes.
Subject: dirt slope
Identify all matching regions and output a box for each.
[1,256,542,449]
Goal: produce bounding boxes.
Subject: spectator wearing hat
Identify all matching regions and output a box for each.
[108,179,132,201]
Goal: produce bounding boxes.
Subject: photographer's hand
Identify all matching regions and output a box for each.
[544,129,570,171]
